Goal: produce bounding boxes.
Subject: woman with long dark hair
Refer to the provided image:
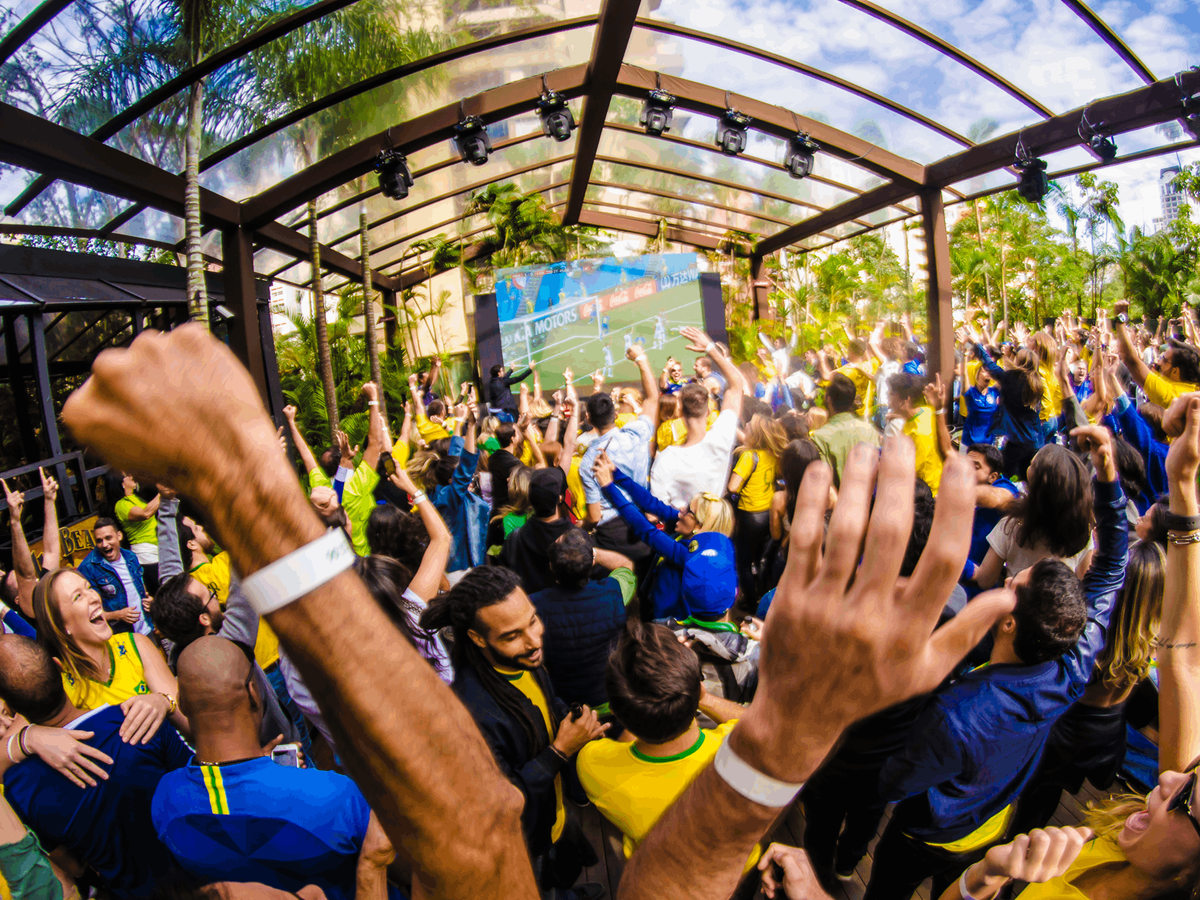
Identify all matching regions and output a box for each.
[728,414,788,608]
[967,444,1094,590]
[962,326,1044,480]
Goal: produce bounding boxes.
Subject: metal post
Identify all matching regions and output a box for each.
[4,316,40,462]
[28,313,77,517]
[221,227,270,405]
[920,191,955,388]
[750,254,771,322]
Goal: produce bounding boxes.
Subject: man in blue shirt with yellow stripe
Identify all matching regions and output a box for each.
[151,636,396,900]
[863,426,1127,900]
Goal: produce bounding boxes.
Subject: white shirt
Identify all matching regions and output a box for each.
[785,369,815,395]
[987,516,1094,578]
[649,409,739,508]
[111,555,152,636]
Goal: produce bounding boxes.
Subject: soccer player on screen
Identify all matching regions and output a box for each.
[603,341,614,378]
[653,314,667,349]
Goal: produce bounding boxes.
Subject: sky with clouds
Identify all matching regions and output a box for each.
[643,0,1200,235]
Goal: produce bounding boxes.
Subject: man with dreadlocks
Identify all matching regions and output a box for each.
[420,566,608,900]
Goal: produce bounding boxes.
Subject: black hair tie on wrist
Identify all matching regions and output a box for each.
[1164,511,1200,532]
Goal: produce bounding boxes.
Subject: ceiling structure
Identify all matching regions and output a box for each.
[1,0,1199,373]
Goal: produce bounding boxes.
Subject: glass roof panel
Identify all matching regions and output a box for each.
[595,123,865,210]
[583,186,775,237]
[629,10,1034,145]
[195,27,594,201]
[861,0,1155,112]
[112,207,184,246]
[1114,3,1200,81]
[622,26,964,164]
[7,182,132,231]
[1,0,333,130]
[0,163,39,211]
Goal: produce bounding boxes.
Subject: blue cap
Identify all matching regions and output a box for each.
[681,533,737,620]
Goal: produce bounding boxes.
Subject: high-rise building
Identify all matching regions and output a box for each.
[1152,165,1191,233]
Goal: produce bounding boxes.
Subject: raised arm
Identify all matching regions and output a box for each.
[38,468,61,572]
[155,491,184,581]
[1158,395,1200,773]
[123,491,160,522]
[681,327,741,420]
[923,375,953,460]
[284,404,321,477]
[61,326,539,900]
[623,343,660,424]
[558,377,579,481]
[697,685,745,725]
[387,467,451,603]
[594,456,688,567]
[504,367,533,387]
[2,481,36,613]
[1112,300,1151,389]
[362,382,386,470]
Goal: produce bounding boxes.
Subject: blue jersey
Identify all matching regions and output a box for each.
[968,477,1020,587]
[961,386,1000,447]
[4,706,190,898]
[152,757,373,900]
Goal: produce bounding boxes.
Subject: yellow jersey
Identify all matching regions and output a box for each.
[415,415,451,443]
[498,668,565,843]
[578,720,761,869]
[1144,371,1197,410]
[1017,836,1125,900]
[1039,363,1063,423]
[904,407,943,497]
[922,803,1012,853]
[732,450,777,512]
[834,360,880,416]
[567,453,588,521]
[62,632,149,711]
[656,418,687,451]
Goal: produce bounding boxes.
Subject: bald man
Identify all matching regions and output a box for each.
[0,634,189,898]
[151,637,396,900]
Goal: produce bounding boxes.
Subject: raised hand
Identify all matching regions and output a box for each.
[680,326,715,355]
[1069,425,1116,482]
[2,479,22,519]
[922,374,947,410]
[362,382,379,402]
[563,367,574,385]
[276,425,287,455]
[283,404,297,422]
[626,342,647,362]
[731,441,1015,784]
[592,450,617,488]
[39,467,58,503]
[967,827,1092,893]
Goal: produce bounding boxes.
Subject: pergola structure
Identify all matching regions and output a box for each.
[1,0,1199,411]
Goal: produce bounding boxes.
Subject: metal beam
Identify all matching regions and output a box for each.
[756,181,917,254]
[222,227,270,405]
[253,222,400,294]
[28,312,78,517]
[581,198,772,243]
[577,209,746,253]
[0,101,240,225]
[925,69,1200,189]
[1061,0,1155,84]
[614,64,926,186]
[563,0,642,225]
[241,64,590,229]
[4,321,40,462]
[751,255,771,321]
[637,19,973,148]
[0,0,72,67]
[588,179,793,227]
[920,191,954,386]
[837,0,1053,118]
[6,0,363,217]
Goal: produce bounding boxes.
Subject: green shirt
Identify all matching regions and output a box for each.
[341,461,381,556]
[810,412,881,487]
[114,495,157,546]
[307,467,333,493]
[609,567,637,606]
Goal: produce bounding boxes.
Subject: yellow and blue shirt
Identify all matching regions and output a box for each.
[61,632,149,712]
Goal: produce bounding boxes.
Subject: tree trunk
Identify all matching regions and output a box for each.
[999,240,1009,335]
[310,201,339,438]
[973,200,994,329]
[184,79,209,329]
[360,211,386,421]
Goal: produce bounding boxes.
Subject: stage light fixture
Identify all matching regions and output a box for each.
[641,88,676,136]
[1078,110,1117,162]
[375,149,414,201]
[784,131,820,179]
[716,108,752,156]
[1014,156,1049,204]
[536,90,575,142]
[454,115,492,166]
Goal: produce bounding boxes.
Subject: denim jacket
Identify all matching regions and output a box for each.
[431,436,489,571]
[78,548,147,632]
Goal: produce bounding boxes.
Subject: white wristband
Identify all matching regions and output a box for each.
[958,869,981,900]
[240,529,356,616]
[704,342,716,354]
[368,400,379,407]
[712,740,803,808]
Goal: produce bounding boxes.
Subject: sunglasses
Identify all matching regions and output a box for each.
[1167,770,1200,841]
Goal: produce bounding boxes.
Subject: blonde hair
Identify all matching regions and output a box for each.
[1082,793,1200,895]
[689,493,734,537]
[618,388,643,413]
[658,393,680,424]
[737,414,788,458]
[406,450,440,493]
[529,398,552,418]
[1095,540,1165,692]
[492,465,533,522]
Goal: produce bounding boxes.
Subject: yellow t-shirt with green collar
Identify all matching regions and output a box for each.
[732,450,777,512]
[577,720,762,869]
[1144,371,1197,410]
[341,461,381,556]
[61,632,149,711]
[496,667,565,843]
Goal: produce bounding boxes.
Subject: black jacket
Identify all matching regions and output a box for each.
[452,663,568,856]
[488,368,532,415]
[531,578,627,708]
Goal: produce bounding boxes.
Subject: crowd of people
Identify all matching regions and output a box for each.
[0,300,1198,900]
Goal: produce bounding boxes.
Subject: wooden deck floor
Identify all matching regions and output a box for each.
[571,765,1118,899]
